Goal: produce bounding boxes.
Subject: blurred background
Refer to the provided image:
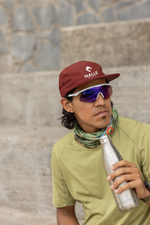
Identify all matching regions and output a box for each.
[0,0,150,224]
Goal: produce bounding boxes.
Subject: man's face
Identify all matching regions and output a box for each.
[70,79,112,133]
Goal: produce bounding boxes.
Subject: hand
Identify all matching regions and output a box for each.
[107,160,150,199]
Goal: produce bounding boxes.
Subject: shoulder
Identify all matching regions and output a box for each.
[52,131,74,158]
[118,117,150,131]
[117,117,141,131]
[117,116,150,141]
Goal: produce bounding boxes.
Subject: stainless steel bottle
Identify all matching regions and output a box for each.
[100,135,139,212]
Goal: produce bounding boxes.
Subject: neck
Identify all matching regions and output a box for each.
[73,108,119,149]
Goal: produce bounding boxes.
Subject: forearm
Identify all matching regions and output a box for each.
[146,200,150,206]
[57,213,80,225]
[57,207,80,225]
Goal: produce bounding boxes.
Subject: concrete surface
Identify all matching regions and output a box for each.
[0,207,57,225]
[0,66,150,126]
[104,65,150,123]
[0,125,84,221]
[1,71,62,126]
[61,18,150,68]
[0,206,84,225]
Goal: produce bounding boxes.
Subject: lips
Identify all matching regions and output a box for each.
[95,110,109,116]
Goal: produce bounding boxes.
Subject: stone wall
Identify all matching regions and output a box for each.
[0,0,150,74]
[61,18,150,68]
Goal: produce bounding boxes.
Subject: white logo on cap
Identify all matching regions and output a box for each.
[86,66,92,72]
[84,66,98,79]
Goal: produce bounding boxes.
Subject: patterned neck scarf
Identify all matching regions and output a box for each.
[73,108,119,149]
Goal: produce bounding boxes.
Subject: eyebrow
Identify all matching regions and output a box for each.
[68,84,113,97]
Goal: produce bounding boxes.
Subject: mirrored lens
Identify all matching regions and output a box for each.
[80,85,112,102]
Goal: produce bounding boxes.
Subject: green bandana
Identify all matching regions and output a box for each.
[73,108,119,149]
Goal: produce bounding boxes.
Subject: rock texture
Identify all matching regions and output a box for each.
[0,0,149,73]
[61,18,150,68]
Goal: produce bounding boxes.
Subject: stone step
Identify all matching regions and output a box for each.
[0,125,84,220]
[61,18,150,69]
[0,71,62,127]
[104,65,150,124]
[0,65,150,126]
[0,207,57,225]
[0,206,84,225]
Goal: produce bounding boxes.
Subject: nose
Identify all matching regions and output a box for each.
[94,92,105,106]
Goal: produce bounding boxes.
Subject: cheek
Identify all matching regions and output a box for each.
[73,101,92,119]
[108,100,112,112]
[76,104,91,116]
[107,99,112,109]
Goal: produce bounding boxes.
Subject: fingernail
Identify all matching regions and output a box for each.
[107,176,111,181]
[115,189,118,193]
[111,185,114,189]
[111,165,115,170]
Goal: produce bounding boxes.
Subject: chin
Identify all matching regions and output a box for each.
[97,118,111,129]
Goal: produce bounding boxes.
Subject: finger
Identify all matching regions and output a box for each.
[114,180,143,194]
[107,167,141,181]
[114,181,134,194]
[111,160,137,170]
[110,173,141,190]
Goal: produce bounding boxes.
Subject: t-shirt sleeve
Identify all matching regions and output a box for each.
[138,122,150,183]
[51,146,76,208]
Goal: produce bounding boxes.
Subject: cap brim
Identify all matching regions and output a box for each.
[101,73,120,82]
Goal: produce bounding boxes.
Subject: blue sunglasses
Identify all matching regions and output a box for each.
[68,84,113,103]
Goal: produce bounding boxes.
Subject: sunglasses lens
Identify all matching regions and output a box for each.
[102,86,112,99]
[80,92,98,102]
[80,85,112,102]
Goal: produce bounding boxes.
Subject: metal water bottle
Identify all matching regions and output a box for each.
[100,135,139,212]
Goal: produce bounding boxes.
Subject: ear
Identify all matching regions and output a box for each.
[60,98,74,113]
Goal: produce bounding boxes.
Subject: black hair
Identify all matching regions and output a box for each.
[59,81,114,130]
[60,88,78,130]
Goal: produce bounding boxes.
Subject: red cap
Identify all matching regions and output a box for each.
[59,61,120,97]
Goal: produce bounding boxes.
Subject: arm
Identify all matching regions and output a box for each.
[146,199,150,206]
[57,206,80,225]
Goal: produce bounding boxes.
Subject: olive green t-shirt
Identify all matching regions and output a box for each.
[51,117,150,225]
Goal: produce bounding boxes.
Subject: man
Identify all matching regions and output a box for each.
[51,61,150,225]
